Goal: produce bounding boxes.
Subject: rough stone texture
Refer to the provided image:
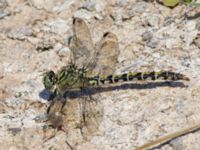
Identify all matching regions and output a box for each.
[0,0,200,150]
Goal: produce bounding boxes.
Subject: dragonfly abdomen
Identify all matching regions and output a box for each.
[89,71,189,86]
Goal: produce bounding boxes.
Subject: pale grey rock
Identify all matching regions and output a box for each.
[134,2,147,14]
[169,137,183,150]
[81,0,105,13]
[81,1,96,11]
[0,63,4,79]
[121,9,135,21]
[116,0,129,7]
[0,10,9,19]
[165,37,181,49]
[147,39,159,48]
[28,0,60,12]
[142,31,153,41]
[44,19,69,35]
[52,0,78,13]
[8,26,33,40]
[183,30,198,47]
[195,20,200,31]
[57,47,71,58]
[146,14,161,28]
[74,8,95,21]
[163,16,174,26]
[194,37,200,48]
[7,127,22,136]
[36,41,53,52]
[183,21,198,47]
[0,0,7,9]
[53,42,63,52]
[14,92,22,98]
[0,0,9,19]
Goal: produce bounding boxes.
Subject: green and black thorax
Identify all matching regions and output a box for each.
[43,64,90,93]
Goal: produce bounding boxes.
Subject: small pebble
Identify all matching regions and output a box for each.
[142,31,153,41]
[147,39,158,49]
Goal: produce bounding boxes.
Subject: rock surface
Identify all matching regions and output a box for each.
[0,0,200,150]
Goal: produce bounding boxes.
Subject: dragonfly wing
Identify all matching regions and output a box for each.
[60,98,83,133]
[46,100,64,129]
[80,94,103,140]
[45,92,103,140]
[70,18,96,71]
[93,32,120,76]
[47,97,82,134]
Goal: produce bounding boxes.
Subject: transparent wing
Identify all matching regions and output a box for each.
[70,17,95,71]
[47,93,103,140]
[61,98,82,132]
[80,93,103,140]
[93,32,120,76]
[46,100,64,129]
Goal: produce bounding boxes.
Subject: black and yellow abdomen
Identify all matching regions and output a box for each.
[89,71,190,86]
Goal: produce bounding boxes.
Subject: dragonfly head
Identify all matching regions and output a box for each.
[43,71,57,90]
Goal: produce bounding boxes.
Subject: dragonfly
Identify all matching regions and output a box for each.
[42,17,190,141]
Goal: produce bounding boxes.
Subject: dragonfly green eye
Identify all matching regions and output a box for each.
[43,71,57,90]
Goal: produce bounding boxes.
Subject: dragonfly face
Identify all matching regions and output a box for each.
[43,71,57,90]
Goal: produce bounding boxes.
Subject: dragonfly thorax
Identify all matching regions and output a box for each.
[43,65,88,94]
